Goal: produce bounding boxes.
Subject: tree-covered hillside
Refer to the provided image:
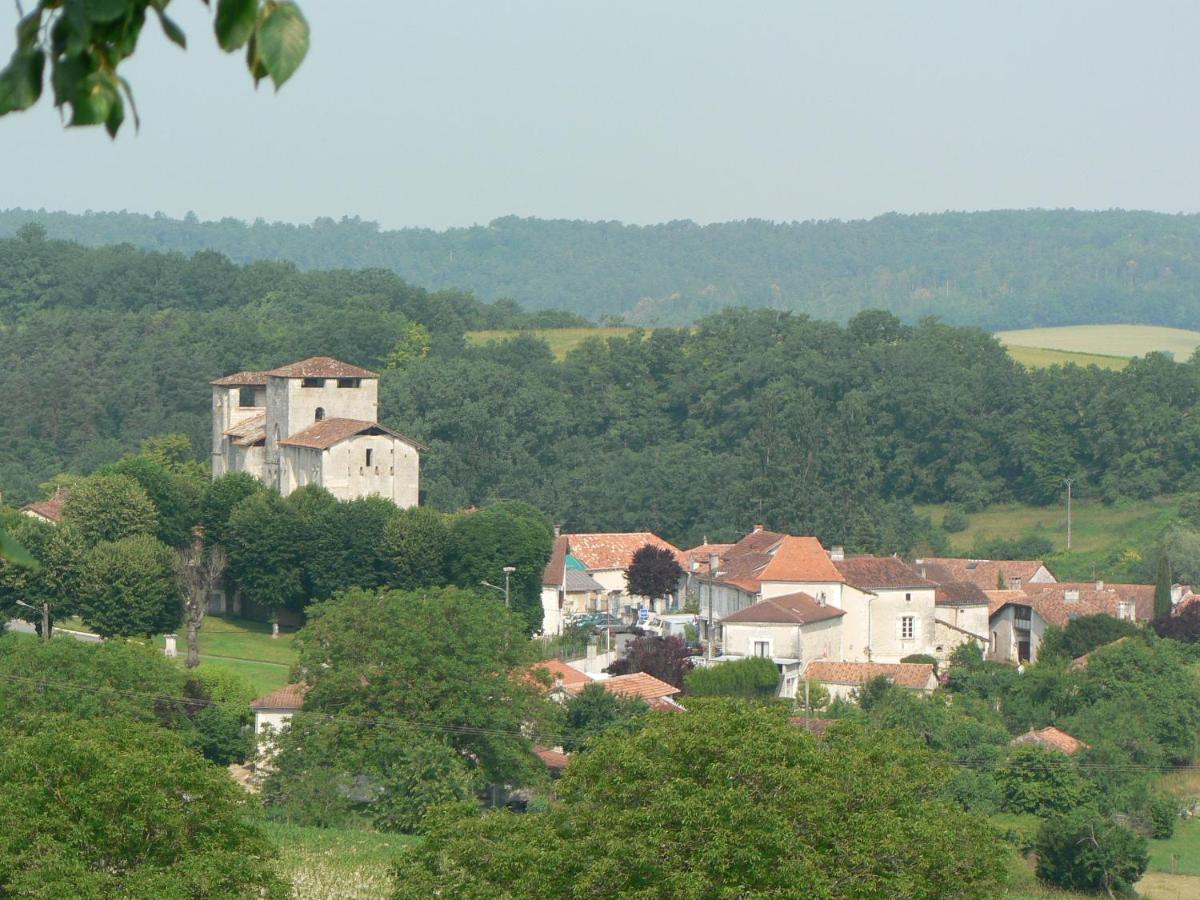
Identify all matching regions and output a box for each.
[4,229,1200,568]
[3,208,1199,328]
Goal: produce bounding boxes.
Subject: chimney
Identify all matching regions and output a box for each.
[919,566,927,579]
[817,592,827,607]
[830,545,845,562]
[1095,580,1104,591]
[709,553,719,573]
[1065,590,1079,602]
[554,525,561,537]
[753,523,764,533]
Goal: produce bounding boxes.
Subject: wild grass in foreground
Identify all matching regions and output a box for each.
[264,822,413,899]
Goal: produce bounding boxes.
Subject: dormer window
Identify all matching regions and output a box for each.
[302,377,324,388]
[337,378,361,388]
[315,407,325,421]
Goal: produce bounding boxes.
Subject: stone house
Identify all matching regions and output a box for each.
[916,557,1057,592]
[933,581,992,662]
[554,531,686,619]
[211,356,422,505]
[803,660,938,703]
[250,682,308,765]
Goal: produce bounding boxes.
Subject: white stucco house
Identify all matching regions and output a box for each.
[933,581,992,663]
[552,531,686,620]
[250,682,308,765]
[540,534,610,635]
[211,356,423,505]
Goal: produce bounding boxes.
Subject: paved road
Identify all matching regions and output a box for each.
[4,620,101,642]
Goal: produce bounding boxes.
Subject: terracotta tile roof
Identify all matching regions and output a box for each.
[589,672,680,700]
[936,581,991,607]
[710,551,774,592]
[991,587,1147,628]
[223,412,266,446]
[1069,637,1131,671]
[758,536,844,583]
[804,661,936,690]
[1011,726,1088,755]
[916,557,1053,591]
[725,528,788,558]
[279,418,424,451]
[250,683,308,710]
[21,486,68,524]
[835,556,936,590]
[684,542,735,574]
[210,370,270,387]
[644,696,687,712]
[533,745,570,771]
[565,533,683,571]
[542,535,569,587]
[526,659,592,690]
[265,356,379,379]
[1026,582,1156,622]
[721,592,845,625]
[984,590,1030,617]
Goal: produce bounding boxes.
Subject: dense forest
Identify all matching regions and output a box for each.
[3,229,1200,562]
[3,207,1200,328]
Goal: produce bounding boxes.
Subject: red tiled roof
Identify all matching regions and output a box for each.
[684,542,735,575]
[916,557,1053,591]
[835,556,936,590]
[758,536,844,583]
[804,661,936,690]
[542,535,569,587]
[721,592,845,626]
[1026,582,1156,622]
[526,659,592,690]
[210,370,270,387]
[984,590,1029,617]
[936,581,991,607]
[22,486,68,524]
[533,745,570,771]
[565,533,683,571]
[590,672,680,700]
[990,587,1148,627]
[724,528,788,559]
[279,418,423,451]
[266,356,379,379]
[1011,726,1088,755]
[250,683,308,710]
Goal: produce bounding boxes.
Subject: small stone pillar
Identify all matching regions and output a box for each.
[164,634,177,658]
[272,622,280,639]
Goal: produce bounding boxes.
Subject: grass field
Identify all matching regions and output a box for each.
[466,327,637,359]
[995,324,1200,362]
[265,822,412,899]
[1005,345,1130,371]
[167,617,298,695]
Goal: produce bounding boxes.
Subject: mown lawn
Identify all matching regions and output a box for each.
[265,822,414,899]
[163,617,299,696]
[466,326,638,359]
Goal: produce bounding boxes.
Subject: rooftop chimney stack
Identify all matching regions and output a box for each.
[753,523,764,533]
[709,553,719,574]
[830,545,845,562]
[1095,580,1104,591]
[1065,590,1080,602]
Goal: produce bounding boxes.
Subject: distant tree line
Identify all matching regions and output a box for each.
[5,207,1200,328]
[4,231,1200,561]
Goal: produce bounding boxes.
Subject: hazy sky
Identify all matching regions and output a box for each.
[2,1,1199,229]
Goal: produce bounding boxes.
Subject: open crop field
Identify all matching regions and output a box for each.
[995,324,1200,362]
[466,327,637,359]
[1004,345,1130,370]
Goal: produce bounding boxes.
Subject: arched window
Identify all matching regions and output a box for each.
[315,407,325,421]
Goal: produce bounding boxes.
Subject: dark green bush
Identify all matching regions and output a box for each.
[684,657,781,699]
[1035,810,1148,896]
[900,653,938,675]
[942,505,969,534]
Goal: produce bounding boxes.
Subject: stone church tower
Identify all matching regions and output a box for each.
[211,356,421,506]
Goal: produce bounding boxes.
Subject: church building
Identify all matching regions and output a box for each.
[211,356,421,505]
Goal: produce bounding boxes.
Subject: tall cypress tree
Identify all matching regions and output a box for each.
[1154,550,1173,620]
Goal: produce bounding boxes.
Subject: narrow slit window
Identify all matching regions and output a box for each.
[365,448,373,467]
[315,407,325,421]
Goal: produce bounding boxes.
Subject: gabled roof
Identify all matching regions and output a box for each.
[835,556,936,591]
[758,536,844,583]
[250,683,308,711]
[916,557,1054,591]
[279,418,424,451]
[21,486,68,524]
[1025,582,1156,622]
[804,661,936,690]
[542,535,569,587]
[533,745,570,772]
[526,659,592,690]
[721,592,845,626]
[565,533,684,571]
[984,589,1029,617]
[564,568,606,593]
[936,581,991,607]
[989,587,1148,628]
[588,672,680,700]
[210,370,270,387]
[724,527,788,559]
[266,356,379,379]
[223,412,266,447]
[1011,726,1088,755]
[683,542,735,574]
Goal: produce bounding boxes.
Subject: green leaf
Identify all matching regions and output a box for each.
[155,9,187,49]
[86,0,128,24]
[0,50,46,115]
[215,0,258,52]
[118,75,140,130]
[0,529,38,569]
[50,54,88,106]
[63,0,93,56]
[16,11,43,49]
[255,2,309,89]
[104,91,124,137]
[245,33,267,87]
[69,72,116,126]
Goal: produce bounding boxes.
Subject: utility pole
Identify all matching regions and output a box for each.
[1064,477,1074,551]
[481,566,517,610]
[15,599,49,641]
